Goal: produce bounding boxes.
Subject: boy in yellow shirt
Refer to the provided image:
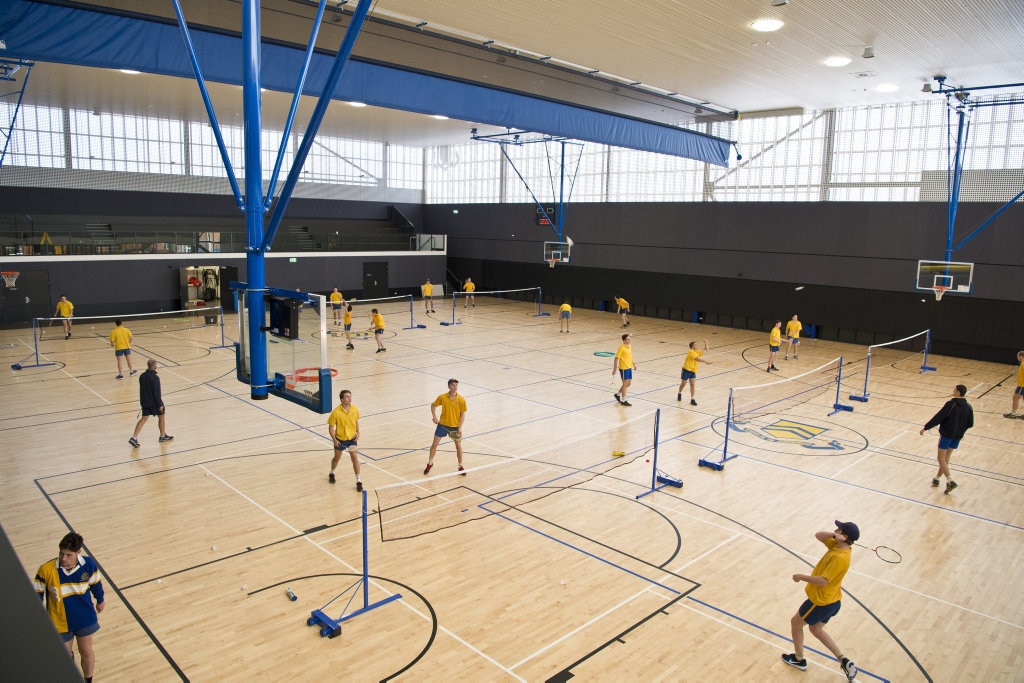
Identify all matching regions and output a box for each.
[108,319,138,379]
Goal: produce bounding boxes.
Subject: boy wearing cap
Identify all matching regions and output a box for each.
[782,521,859,681]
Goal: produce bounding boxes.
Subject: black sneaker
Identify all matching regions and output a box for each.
[620,400,632,407]
[690,399,698,406]
[355,481,362,492]
[794,355,798,360]
[771,365,779,370]
[329,472,336,484]
[614,393,621,403]
[158,434,174,442]
[782,654,807,671]
[346,344,355,350]
[784,355,788,360]
[375,348,383,353]
[677,393,682,401]
[840,657,857,680]
[128,437,140,448]
[944,480,958,494]
[931,478,940,487]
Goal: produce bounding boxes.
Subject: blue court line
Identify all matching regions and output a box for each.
[686,596,890,682]
[736,451,1024,531]
[492,509,684,595]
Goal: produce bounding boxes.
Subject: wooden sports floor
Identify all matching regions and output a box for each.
[1,297,1021,682]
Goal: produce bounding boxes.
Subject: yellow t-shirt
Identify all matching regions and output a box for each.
[464,281,476,293]
[770,327,782,346]
[615,343,634,370]
[1017,359,1024,388]
[432,392,467,428]
[683,348,702,373]
[786,319,802,338]
[422,282,433,296]
[344,309,352,325]
[55,300,74,317]
[805,538,851,606]
[329,291,343,304]
[327,404,360,441]
[615,298,629,310]
[371,312,385,330]
[109,326,132,350]
[559,303,572,314]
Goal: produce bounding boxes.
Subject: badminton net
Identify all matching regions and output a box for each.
[375,411,657,541]
[849,329,933,401]
[445,286,544,323]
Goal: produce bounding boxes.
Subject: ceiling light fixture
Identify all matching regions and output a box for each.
[751,18,784,32]
[921,82,933,93]
[875,83,899,93]
[432,114,448,120]
[119,69,141,75]
[823,56,851,67]
[348,101,366,107]
[862,45,875,59]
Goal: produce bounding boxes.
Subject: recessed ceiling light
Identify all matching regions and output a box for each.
[348,101,367,108]
[751,18,784,32]
[823,56,851,67]
[119,69,141,75]
[875,83,899,93]
[432,114,449,120]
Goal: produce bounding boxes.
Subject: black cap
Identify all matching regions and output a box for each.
[835,520,860,543]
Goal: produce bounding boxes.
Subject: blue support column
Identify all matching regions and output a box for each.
[242,0,269,400]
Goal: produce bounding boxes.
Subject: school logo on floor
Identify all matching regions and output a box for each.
[729,419,845,451]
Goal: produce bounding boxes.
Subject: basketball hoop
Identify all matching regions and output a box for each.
[1,271,19,288]
[932,286,948,301]
[546,259,557,269]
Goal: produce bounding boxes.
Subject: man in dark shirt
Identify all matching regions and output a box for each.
[128,359,173,447]
[920,384,973,494]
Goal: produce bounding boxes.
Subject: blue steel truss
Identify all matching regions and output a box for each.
[0,58,33,168]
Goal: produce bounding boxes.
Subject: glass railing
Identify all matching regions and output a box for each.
[0,231,445,256]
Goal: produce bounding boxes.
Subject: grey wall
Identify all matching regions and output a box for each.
[430,201,1024,363]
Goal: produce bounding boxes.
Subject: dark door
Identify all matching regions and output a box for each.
[362,262,389,299]
[1,270,50,324]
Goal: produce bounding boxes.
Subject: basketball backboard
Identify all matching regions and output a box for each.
[543,239,573,265]
[915,260,974,296]
[233,284,332,413]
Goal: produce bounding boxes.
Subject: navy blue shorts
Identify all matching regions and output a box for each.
[1015,386,1024,396]
[938,436,961,450]
[560,311,570,319]
[797,599,841,625]
[434,423,458,438]
[334,438,357,451]
[619,368,633,381]
[60,621,100,643]
[770,345,780,352]
[374,329,384,336]
[681,369,696,380]
[115,349,131,357]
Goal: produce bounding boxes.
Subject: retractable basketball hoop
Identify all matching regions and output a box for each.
[932,285,948,301]
[1,271,20,288]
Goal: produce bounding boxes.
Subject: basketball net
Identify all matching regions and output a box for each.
[547,259,557,269]
[1,271,19,288]
[933,286,948,301]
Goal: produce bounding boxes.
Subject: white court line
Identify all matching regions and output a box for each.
[510,587,652,670]
[200,463,524,680]
[833,431,904,479]
[58,365,112,405]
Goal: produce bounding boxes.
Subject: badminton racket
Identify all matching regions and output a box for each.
[853,543,902,564]
[447,429,462,441]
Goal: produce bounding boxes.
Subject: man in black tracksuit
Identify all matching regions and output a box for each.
[920,384,973,494]
[128,359,173,447]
